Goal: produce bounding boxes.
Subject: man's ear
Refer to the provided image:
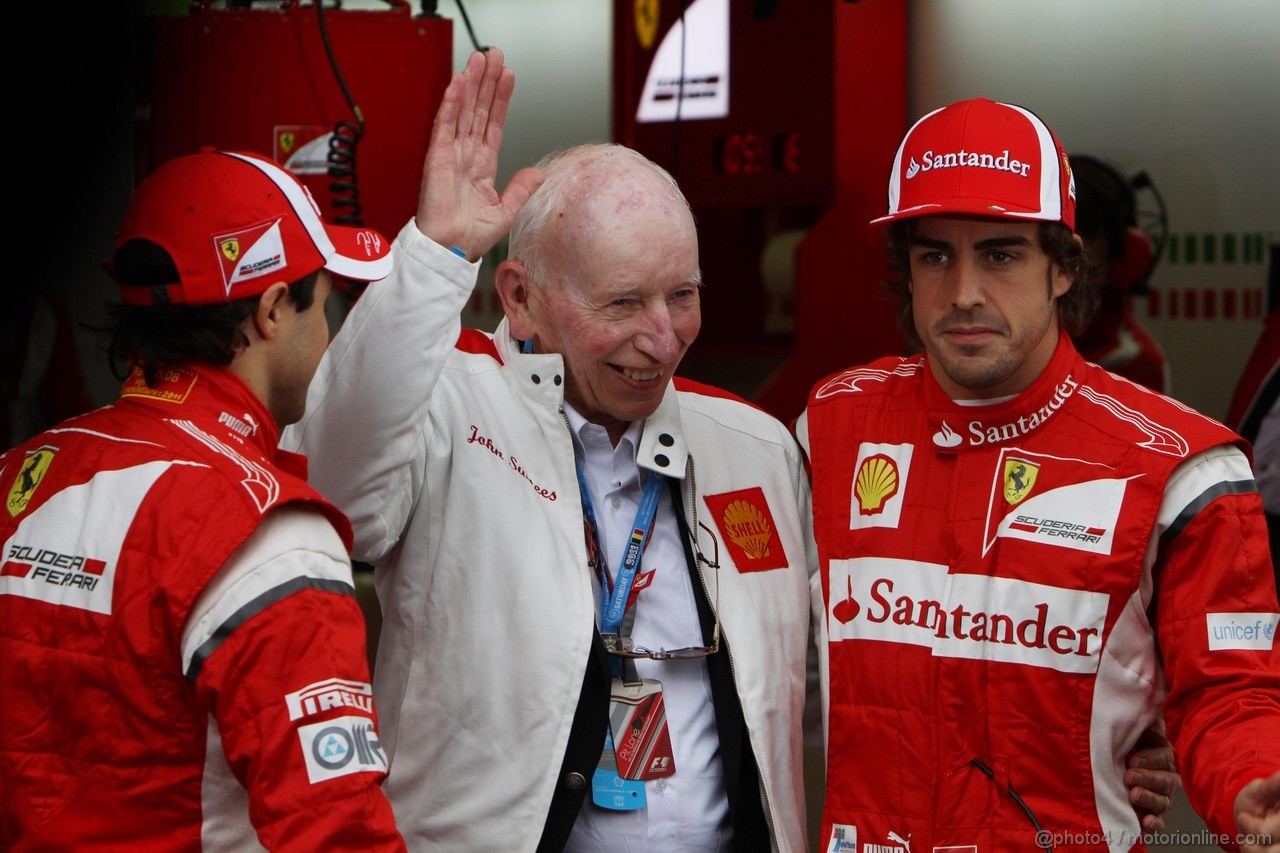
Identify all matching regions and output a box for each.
[1051,234,1086,300]
[251,282,292,342]
[495,259,537,341]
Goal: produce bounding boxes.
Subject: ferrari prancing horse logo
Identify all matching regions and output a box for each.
[7,447,56,517]
[1003,457,1040,505]
[220,239,240,262]
[635,0,659,49]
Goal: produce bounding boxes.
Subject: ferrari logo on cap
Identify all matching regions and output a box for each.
[220,239,240,262]
[7,447,56,517]
[704,487,788,572]
[1004,457,1039,505]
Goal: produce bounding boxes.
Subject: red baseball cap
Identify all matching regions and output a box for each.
[113,149,393,305]
[872,98,1076,231]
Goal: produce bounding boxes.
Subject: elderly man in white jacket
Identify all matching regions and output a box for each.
[286,49,820,852]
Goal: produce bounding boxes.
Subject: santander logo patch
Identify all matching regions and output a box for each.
[932,421,963,448]
[827,556,1109,674]
[906,148,1033,179]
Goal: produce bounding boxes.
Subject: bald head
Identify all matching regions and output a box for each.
[508,144,698,288]
[495,144,702,442]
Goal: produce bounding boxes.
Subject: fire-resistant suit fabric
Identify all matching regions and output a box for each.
[0,365,403,852]
[284,222,819,852]
[798,331,1280,853]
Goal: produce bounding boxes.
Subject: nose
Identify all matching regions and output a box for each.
[945,257,985,311]
[635,302,684,362]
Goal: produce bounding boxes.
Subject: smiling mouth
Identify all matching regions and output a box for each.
[613,365,663,382]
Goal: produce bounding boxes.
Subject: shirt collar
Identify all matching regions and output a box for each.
[924,328,1084,454]
[564,402,644,461]
[496,317,689,479]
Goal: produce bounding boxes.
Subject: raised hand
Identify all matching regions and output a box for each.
[416,48,545,260]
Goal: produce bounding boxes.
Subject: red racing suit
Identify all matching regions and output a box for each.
[799,331,1280,853]
[1,365,403,851]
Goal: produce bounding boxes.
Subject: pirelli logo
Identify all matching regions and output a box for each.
[285,678,375,721]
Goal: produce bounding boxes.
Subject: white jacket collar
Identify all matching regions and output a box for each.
[492,317,689,480]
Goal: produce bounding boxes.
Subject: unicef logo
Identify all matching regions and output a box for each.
[1265,620,1276,642]
[312,726,355,770]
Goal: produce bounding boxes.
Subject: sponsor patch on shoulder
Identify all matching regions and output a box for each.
[826,824,858,853]
[7,446,56,517]
[1206,612,1278,651]
[2,460,176,614]
[285,678,375,721]
[703,486,788,572]
[298,715,388,784]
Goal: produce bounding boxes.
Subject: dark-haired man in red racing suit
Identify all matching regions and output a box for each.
[1,149,403,850]
[799,99,1280,853]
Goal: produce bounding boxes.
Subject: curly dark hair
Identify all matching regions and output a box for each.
[884,218,1099,348]
[108,239,318,386]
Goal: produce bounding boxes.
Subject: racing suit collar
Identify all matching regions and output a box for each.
[923,329,1082,454]
[118,363,284,464]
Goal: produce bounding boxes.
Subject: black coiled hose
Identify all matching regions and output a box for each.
[326,117,364,226]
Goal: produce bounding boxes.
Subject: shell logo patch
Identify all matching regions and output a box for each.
[855,454,899,515]
[850,443,913,530]
[7,447,56,517]
[703,487,788,572]
[1003,457,1039,505]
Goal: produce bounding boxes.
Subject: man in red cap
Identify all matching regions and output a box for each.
[0,150,404,849]
[800,99,1279,852]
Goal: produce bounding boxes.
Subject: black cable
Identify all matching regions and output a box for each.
[969,758,1055,851]
[453,0,487,53]
[315,0,366,227]
[669,0,687,179]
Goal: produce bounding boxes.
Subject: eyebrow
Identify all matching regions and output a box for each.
[909,235,1035,251]
[974,235,1034,250]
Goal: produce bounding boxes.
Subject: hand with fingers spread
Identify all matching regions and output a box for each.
[1237,771,1280,853]
[1124,728,1181,832]
[417,48,544,260]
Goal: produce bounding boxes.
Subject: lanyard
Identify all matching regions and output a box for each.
[573,452,665,636]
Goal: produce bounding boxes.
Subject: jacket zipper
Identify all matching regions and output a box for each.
[685,455,781,851]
